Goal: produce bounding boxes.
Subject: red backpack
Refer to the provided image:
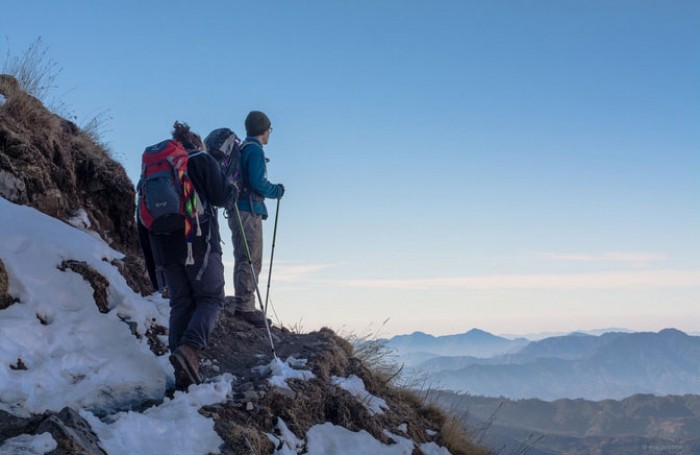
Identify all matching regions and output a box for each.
[137,140,204,264]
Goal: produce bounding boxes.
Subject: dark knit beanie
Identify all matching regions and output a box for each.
[245,111,272,137]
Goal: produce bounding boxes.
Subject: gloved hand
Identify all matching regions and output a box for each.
[278,183,285,198]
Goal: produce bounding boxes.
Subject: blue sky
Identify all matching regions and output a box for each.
[2,1,698,336]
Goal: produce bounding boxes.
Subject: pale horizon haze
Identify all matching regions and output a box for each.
[1,1,698,337]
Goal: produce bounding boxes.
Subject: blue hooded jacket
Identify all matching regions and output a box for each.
[236,137,283,219]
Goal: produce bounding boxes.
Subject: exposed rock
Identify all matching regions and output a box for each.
[0,407,105,455]
[0,168,26,201]
[0,408,37,440]
[36,407,106,455]
[116,308,169,357]
[0,74,151,296]
[110,256,154,298]
[0,258,17,309]
[144,322,169,356]
[10,358,27,370]
[57,260,110,313]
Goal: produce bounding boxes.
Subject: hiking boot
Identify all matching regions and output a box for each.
[234,309,269,328]
[169,354,192,391]
[171,344,203,386]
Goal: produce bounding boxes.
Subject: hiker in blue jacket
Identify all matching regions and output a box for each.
[138,121,237,390]
[228,111,284,327]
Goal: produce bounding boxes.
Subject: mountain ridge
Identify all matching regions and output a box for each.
[386,328,529,358]
[403,328,700,400]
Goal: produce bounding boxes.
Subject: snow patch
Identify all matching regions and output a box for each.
[331,374,389,415]
[0,94,6,106]
[66,208,91,230]
[268,418,304,454]
[306,423,414,454]
[0,432,57,454]
[420,441,453,455]
[81,377,231,455]
[253,356,315,390]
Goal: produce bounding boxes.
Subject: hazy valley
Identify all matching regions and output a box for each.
[388,328,700,454]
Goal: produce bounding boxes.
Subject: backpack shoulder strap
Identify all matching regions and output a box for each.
[236,142,255,178]
[240,140,259,150]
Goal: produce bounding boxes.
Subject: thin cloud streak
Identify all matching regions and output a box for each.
[223,262,337,282]
[539,252,668,264]
[328,269,700,291]
[268,264,337,283]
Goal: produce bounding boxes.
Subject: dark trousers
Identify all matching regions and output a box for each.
[156,231,225,352]
[162,248,225,353]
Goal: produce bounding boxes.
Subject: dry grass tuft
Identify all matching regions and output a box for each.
[0,73,62,139]
[284,318,306,335]
[340,319,402,386]
[81,110,113,152]
[2,37,60,103]
[1,37,111,151]
[439,415,491,455]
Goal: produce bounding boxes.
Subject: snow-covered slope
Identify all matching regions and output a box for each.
[0,197,169,416]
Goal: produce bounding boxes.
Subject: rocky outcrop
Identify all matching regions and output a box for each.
[0,259,16,309]
[0,74,151,296]
[35,408,106,455]
[198,310,487,454]
[0,407,106,455]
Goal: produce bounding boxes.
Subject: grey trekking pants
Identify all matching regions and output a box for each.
[228,210,263,312]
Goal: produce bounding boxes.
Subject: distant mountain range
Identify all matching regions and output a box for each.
[499,327,634,340]
[430,390,700,455]
[385,328,529,360]
[389,328,700,400]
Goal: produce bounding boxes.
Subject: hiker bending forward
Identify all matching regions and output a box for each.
[138,121,236,389]
[228,111,284,327]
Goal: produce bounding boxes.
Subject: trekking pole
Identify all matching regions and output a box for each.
[233,204,278,360]
[264,199,281,315]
